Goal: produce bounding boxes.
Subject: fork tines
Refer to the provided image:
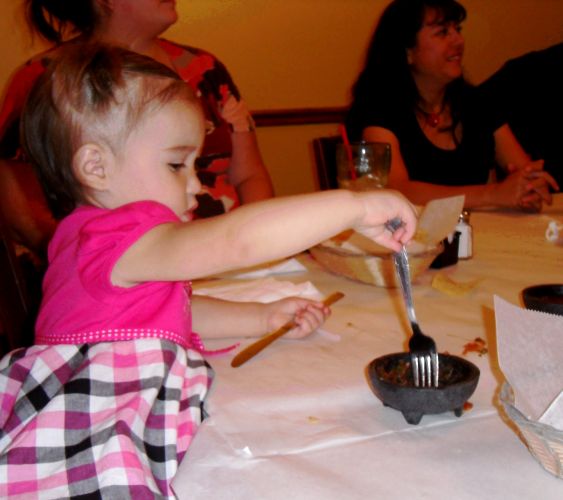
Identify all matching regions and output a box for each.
[411,352,439,388]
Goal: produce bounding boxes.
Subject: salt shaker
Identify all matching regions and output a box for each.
[456,210,473,259]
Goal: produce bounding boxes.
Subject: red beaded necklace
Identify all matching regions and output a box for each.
[416,104,444,128]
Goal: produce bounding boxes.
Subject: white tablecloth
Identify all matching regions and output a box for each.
[173,196,563,499]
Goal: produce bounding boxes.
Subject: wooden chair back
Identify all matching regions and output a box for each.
[0,214,36,356]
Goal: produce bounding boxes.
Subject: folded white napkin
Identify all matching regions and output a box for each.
[212,257,307,279]
[193,278,340,341]
[494,296,563,429]
[193,277,322,302]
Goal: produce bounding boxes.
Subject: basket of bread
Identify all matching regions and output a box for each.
[309,195,465,287]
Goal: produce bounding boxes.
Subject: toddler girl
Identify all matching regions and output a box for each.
[0,43,416,498]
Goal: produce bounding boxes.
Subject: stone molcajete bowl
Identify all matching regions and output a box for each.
[366,353,480,425]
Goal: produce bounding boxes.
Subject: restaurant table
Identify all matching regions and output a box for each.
[173,195,563,500]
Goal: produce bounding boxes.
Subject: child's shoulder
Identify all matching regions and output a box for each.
[50,202,179,259]
[63,201,179,231]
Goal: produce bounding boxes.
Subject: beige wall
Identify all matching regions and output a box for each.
[1,0,562,195]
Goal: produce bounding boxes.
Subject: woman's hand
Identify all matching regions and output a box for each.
[264,298,331,339]
[495,167,540,211]
[505,160,559,211]
[520,160,559,201]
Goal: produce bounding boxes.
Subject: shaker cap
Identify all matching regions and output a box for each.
[458,210,471,223]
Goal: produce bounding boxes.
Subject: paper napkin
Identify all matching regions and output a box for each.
[415,195,466,246]
[193,277,322,302]
[193,278,339,341]
[494,295,563,430]
[212,258,307,279]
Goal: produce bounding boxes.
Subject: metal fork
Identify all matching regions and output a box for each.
[385,219,439,388]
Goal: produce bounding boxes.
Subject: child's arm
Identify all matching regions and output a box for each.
[113,189,416,285]
[191,295,330,339]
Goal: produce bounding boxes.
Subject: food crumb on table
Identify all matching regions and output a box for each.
[462,337,488,356]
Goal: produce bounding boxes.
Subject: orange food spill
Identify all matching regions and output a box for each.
[462,337,488,356]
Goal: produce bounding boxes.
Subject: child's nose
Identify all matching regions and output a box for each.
[187,171,202,195]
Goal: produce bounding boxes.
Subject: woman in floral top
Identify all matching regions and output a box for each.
[0,0,274,255]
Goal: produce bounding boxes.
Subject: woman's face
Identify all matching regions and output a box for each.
[106,0,179,38]
[406,8,465,86]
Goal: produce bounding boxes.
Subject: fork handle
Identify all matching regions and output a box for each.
[393,246,419,327]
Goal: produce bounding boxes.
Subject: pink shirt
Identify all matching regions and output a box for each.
[35,201,193,348]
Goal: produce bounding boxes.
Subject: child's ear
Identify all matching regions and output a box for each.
[73,143,110,190]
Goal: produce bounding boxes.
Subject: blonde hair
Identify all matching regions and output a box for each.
[21,41,200,218]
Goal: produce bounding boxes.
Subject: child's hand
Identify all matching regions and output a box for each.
[353,189,418,252]
[264,298,331,339]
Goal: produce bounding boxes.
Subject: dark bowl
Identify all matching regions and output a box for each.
[366,353,480,425]
[521,284,563,316]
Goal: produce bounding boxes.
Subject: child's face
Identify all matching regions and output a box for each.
[110,99,205,220]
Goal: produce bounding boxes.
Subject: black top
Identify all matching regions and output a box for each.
[478,42,563,187]
[346,84,503,186]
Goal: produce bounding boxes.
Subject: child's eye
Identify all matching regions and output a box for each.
[168,163,186,172]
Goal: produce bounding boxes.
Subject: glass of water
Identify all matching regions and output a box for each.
[336,141,391,190]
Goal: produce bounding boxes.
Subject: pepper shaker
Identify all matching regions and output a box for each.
[456,210,473,259]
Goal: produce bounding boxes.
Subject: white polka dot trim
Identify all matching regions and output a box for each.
[36,328,188,348]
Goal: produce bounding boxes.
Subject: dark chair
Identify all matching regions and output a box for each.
[0,214,39,356]
[312,136,342,190]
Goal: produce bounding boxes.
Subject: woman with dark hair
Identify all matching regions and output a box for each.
[0,0,274,255]
[346,0,558,210]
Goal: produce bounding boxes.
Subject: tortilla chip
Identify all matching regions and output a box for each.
[432,273,479,296]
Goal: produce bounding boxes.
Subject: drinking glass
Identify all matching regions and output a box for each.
[336,141,391,190]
